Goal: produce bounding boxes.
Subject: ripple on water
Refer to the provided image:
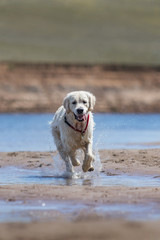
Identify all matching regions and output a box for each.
[0,166,160,187]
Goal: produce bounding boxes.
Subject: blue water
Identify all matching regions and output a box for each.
[0,200,160,222]
[0,113,160,152]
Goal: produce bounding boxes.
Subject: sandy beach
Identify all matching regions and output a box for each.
[0,149,160,240]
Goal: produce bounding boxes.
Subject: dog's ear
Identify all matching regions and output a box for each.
[63,95,70,113]
[87,92,96,111]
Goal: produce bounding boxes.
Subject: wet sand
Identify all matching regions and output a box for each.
[0,149,160,239]
[1,220,160,240]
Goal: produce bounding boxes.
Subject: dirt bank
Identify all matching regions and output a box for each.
[0,63,160,113]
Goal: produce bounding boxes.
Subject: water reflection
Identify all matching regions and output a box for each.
[0,166,160,187]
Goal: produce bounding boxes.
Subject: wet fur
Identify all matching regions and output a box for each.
[51,91,96,173]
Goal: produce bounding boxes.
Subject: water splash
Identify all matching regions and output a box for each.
[48,147,102,181]
[41,152,66,178]
[93,134,102,174]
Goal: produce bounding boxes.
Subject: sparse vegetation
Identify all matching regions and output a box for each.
[0,0,160,65]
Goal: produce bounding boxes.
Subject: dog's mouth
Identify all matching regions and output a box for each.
[74,113,87,122]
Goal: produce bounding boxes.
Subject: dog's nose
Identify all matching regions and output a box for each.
[77,108,84,114]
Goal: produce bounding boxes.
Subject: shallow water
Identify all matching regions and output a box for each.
[0,113,160,151]
[0,166,160,187]
[0,200,88,222]
[0,199,160,222]
[1,113,160,223]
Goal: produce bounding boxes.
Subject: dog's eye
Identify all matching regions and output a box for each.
[72,101,77,105]
[83,100,87,104]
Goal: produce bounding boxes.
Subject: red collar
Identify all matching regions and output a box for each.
[64,114,89,134]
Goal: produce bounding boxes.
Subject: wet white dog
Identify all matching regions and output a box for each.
[51,91,96,174]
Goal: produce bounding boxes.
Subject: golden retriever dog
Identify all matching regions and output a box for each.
[51,91,96,174]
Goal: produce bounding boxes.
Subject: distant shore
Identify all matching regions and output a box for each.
[0,63,160,113]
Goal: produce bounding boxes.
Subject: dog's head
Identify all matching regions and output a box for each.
[63,91,96,122]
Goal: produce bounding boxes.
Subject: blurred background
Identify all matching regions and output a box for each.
[1,2,160,237]
[0,0,160,113]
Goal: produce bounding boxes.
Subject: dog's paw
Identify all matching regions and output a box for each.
[71,159,80,167]
[82,154,94,172]
[88,167,94,172]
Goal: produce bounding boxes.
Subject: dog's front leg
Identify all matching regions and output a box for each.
[57,146,74,173]
[64,155,74,173]
[58,147,74,173]
[70,151,80,167]
[82,141,94,172]
[52,128,74,173]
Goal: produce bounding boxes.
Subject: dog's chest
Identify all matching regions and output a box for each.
[65,130,88,149]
